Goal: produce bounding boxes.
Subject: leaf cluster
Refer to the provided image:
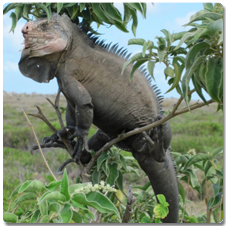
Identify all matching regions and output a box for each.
[3,3,146,36]
[123,3,223,110]
[172,146,223,223]
[3,169,120,223]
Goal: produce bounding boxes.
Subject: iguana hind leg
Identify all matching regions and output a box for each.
[133,149,179,223]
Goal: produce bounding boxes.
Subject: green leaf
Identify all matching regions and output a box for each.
[130,8,138,36]
[178,182,186,204]
[141,3,147,18]
[79,3,85,12]
[10,183,22,198]
[40,215,50,223]
[40,191,66,203]
[158,49,166,63]
[187,28,209,46]
[72,191,121,219]
[45,180,61,192]
[203,3,213,11]
[211,147,223,158]
[157,194,167,205]
[207,19,223,34]
[165,61,183,94]
[69,183,92,194]
[147,61,155,81]
[183,169,199,188]
[49,202,61,213]
[204,160,213,175]
[114,21,129,33]
[123,3,132,24]
[92,3,113,24]
[128,3,143,16]
[64,3,76,7]
[192,74,208,104]
[154,204,169,219]
[18,180,32,193]
[182,55,206,108]
[122,53,149,75]
[207,193,222,210]
[101,3,122,23]
[185,42,209,69]
[82,209,96,220]
[164,66,174,78]
[19,179,44,194]
[189,10,221,24]
[13,192,36,208]
[35,3,51,21]
[22,4,31,20]
[92,169,100,184]
[174,32,195,50]
[15,5,23,20]
[71,211,83,223]
[9,12,17,32]
[212,183,220,197]
[45,3,52,7]
[205,57,223,103]
[3,212,18,223]
[60,169,70,201]
[106,163,119,186]
[59,203,73,223]
[157,36,166,51]
[40,200,48,216]
[30,209,40,223]
[173,31,187,41]
[161,29,173,46]
[184,153,210,170]
[128,38,146,46]
[119,155,127,171]
[97,151,108,171]
[140,216,151,223]
[116,171,123,191]
[130,59,147,81]
[57,3,63,14]
[3,3,17,14]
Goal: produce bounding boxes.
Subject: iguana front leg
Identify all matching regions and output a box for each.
[58,76,93,162]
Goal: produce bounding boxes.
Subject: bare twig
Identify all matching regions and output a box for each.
[122,185,136,223]
[46,89,64,129]
[22,109,57,181]
[28,105,58,133]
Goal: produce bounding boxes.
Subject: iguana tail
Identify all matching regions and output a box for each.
[133,149,179,223]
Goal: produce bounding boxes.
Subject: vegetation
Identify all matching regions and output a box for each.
[3,2,223,223]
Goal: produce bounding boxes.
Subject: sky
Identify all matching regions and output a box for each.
[3,2,207,100]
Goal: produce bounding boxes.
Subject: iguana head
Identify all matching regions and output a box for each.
[19,13,72,83]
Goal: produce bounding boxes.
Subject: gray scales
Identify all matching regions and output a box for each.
[19,13,179,223]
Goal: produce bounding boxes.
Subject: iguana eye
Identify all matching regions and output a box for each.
[41,22,48,29]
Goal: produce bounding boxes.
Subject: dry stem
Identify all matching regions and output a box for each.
[22,109,57,181]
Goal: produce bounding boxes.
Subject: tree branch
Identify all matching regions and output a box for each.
[122,185,136,223]
[22,109,57,181]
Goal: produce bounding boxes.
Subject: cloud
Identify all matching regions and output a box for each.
[164,10,196,33]
[175,11,196,27]
[3,14,26,52]
[3,61,19,73]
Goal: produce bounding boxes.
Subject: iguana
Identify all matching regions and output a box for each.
[19,13,179,223]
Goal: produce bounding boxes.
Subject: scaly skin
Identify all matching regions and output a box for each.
[19,13,179,222]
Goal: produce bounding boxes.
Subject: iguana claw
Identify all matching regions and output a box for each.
[72,135,90,163]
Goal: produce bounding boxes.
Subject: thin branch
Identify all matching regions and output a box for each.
[86,96,214,173]
[46,89,64,129]
[122,185,136,223]
[22,109,57,181]
[28,105,58,133]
